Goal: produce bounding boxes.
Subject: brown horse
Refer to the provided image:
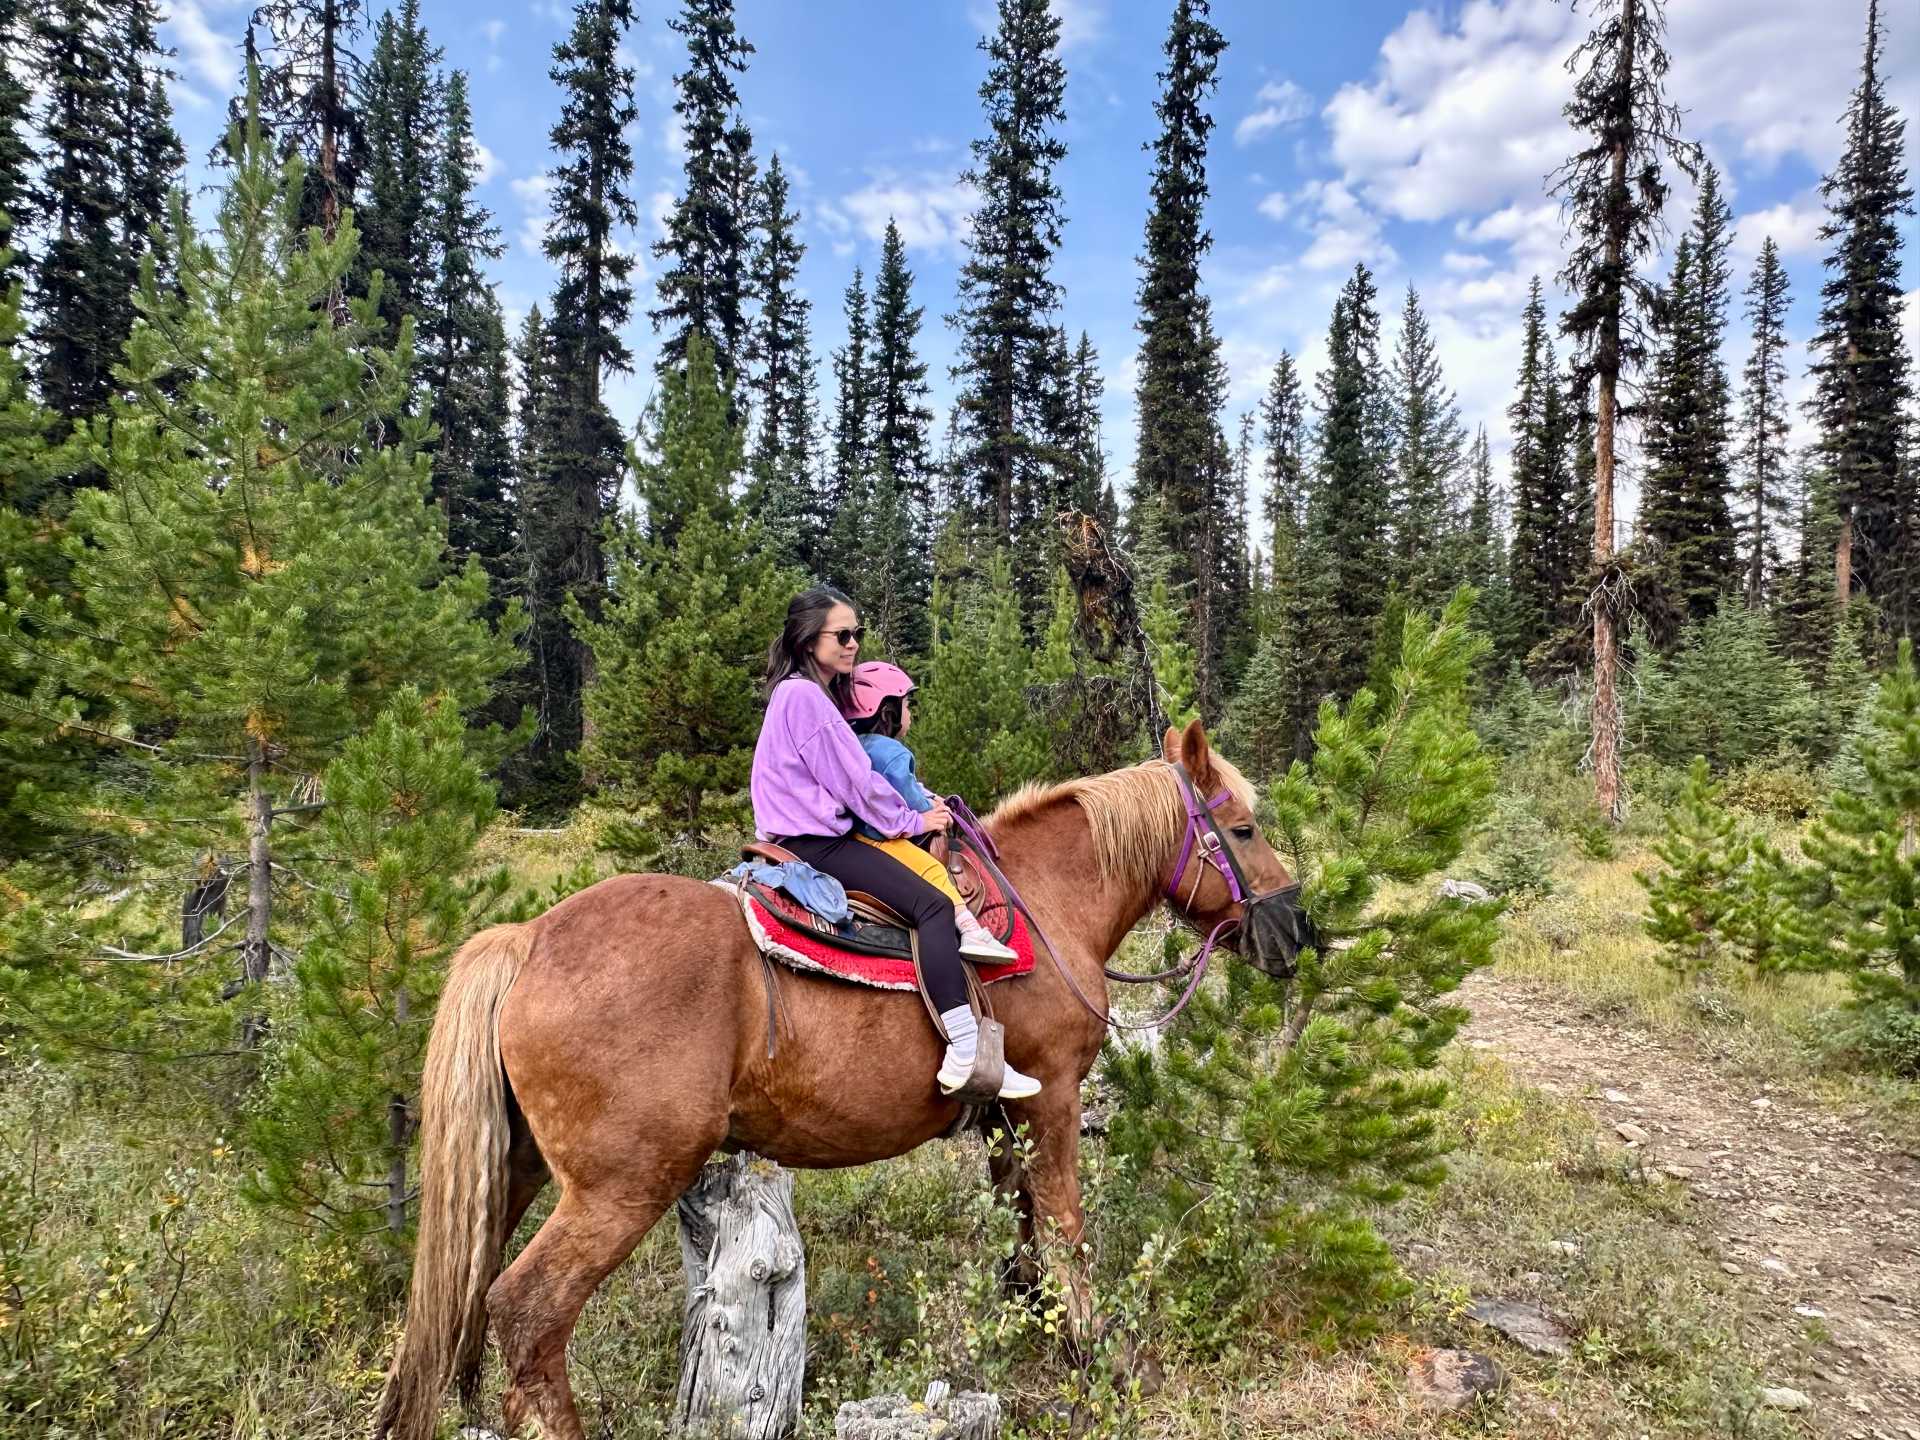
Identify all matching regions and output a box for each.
[373,719,1309,1440]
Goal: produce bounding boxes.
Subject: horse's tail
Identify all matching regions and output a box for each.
[373,923,533,1440]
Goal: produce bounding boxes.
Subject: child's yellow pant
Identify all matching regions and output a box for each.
[856,834,966,909]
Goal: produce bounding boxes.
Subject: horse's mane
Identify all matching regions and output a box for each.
[987,754,1256,893]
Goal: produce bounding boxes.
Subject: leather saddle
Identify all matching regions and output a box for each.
[737,837,1014,1106]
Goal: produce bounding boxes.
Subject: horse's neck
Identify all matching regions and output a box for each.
[987,803,1161,967]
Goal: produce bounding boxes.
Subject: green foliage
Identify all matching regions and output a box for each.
[914,550,1046,805]
[1469,793,1560,900]
[1142,572,1197,731]
[1106,591,1499,1331]
[1801,638,1920,1025]
[573,336,791,832]
[246,688,510,1246]
[1637,758,1746,978]
[1630,601,1816,769]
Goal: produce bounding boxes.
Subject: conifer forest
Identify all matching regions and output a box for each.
[2,0,1919,1434]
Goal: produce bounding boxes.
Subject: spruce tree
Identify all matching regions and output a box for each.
[1810,0,1913,624]
[1631,601,1815,770]
[358,0,442,341]
[652,0,756,398]
[1553,0,1701,822]
[1131,0,1231,708]
[1107,594,1499,1324]
[1738,236,1793,608]
[573,337,788,831]
[1801,637,1920,1028]
[1389,284,1466,612]
[0,0,34,288]
[31,0,127,426]
[17,98,515,1057]
[744,152,824,574]
[947,0,1067,546]
[423,70,513,596]
[238,0,366,239]
[246,688,511,1245]
[1642,163,1737,628]
[824,265,872,588]
[870,219,935,515]
[531,0,638,761]
[1065,331,1109,518]
[1261,350,1308,545]
[1507,276,1570,667]
[1638,757,1746,979]
[1311,264,1392,701]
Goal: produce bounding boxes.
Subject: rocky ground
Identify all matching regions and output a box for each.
[1459,972,1920,1440]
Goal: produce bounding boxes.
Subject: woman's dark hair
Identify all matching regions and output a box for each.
[849,695,905,740]
[765,586,858,710]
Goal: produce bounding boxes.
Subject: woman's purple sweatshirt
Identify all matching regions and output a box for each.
[750,675,927,842]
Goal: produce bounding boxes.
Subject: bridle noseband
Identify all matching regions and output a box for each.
[1164,761,1309,977]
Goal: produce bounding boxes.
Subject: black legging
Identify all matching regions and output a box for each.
[781,830,968,1013]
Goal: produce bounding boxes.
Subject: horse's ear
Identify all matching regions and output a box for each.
[1166,717,1216,787]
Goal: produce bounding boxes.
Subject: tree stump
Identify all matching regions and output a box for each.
[675,1154,806,1439]
[835,1381,1001,1439]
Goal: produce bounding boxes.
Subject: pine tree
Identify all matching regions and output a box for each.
[1065,331,1108,518]
[1107,595,1499,1324]
[1312,264,1392,700]
[913,550,1045,804]
[1631,601,1816,770]
[0,0,34,289]
[652,0,756,399]
[1132,0,1232,708]
[13,97,516,1057]
[1801,637,1920,1027]
[532,0,639,761]
[744,152,824,573]
[1739,236,1793,609]
[1389,285,1466,612]
[1553,0,1701,822]
[1507,276,1574,667]
[111,1,183,278]
[947,0,1067,546]
[1810,0,1913,624]
[1642,163,1737,628]
[358,0,442,342]
[423,70,513,597]
[1261,351,1308,544]
[238,0,366,240]
[870,219,935,513]
[824,265,872,589]
[574,337,788,831]
[246,688,511,1245]
[1638,757,1746,979]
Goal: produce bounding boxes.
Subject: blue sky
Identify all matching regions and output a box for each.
[161,0,1919,527]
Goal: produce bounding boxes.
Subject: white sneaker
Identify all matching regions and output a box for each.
[955,911,1019,963]
[937,1045,1043,1100]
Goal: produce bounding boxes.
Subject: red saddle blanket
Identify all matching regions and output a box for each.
[719,877,1036,993]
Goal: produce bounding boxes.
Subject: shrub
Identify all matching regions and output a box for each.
[1630,602,1817,770]
[1637,758,1746,979]
[1470,794,1559,899]
[1719,763,1821,821]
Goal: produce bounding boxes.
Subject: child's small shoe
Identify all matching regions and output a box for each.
[955,907,1019,962]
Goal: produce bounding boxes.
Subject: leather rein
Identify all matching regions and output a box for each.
[943,762,1258,1033]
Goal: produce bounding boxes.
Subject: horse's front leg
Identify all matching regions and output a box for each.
[1004,1093,1095,1354]
[985,1107,1040,1297]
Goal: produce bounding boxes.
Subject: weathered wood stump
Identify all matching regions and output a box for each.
[835,1381,1001,1439]
[675,1154,806,1438]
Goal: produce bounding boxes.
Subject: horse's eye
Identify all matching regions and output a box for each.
[1232,825,1255,842]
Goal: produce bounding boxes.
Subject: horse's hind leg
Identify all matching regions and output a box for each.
[487,1169,688,1440]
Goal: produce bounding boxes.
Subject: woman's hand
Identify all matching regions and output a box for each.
[920,798,953,834]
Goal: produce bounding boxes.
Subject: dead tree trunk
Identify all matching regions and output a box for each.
[675,1155,806,1440]
[239,733,274,1047]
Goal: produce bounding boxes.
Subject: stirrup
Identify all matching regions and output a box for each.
[937,1016,1007,1103]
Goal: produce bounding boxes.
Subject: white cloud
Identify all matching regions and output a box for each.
[650,188,676,241]
[470,142,499,186]
[840,171,980,259]
[1292,179,1395,273]
[167,0,237,99]
[1234,79,1312,147]
[1442,251,1493,274]
[483,18,506,44]
[511,174,554,265]
[1255,191,1288,223]
[1731,197,1825,267]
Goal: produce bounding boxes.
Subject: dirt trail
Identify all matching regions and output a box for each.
[1459,972,1920,1439]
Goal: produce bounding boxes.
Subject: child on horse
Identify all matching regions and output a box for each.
[840,660,1019,964]
[749,588,1042,1101]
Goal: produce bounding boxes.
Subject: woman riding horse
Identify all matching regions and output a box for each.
[750,586,1043,1101]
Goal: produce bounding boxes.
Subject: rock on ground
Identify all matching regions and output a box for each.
[835,1384,1002,1440]
[1406,1349,1507,1412]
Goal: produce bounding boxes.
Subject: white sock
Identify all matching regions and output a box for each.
[954,904,980,933]
[941,1004,978,1062]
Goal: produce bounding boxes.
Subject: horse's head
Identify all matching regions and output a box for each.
[1161,718,1315,980]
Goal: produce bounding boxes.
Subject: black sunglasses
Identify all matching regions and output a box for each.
[825,626,865,647]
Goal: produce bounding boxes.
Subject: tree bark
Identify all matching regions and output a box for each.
[387,987,411,1236]
[181,854,229,951]
[1836,506,1854,606]
[240,732,274,1047]
[675,1155,806,1440]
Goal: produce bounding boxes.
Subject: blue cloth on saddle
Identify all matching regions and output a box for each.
[727,859,851,925]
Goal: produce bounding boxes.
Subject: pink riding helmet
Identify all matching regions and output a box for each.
[842,661,916,721]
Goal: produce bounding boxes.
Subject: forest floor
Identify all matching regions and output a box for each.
[1456,969,1920,1440]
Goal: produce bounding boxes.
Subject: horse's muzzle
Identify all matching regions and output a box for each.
[1241,883,1315,979]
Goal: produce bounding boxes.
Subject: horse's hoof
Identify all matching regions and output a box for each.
[996,1252,1041,1307]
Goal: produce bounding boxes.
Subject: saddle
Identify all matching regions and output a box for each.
[730,836,1032,1105]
